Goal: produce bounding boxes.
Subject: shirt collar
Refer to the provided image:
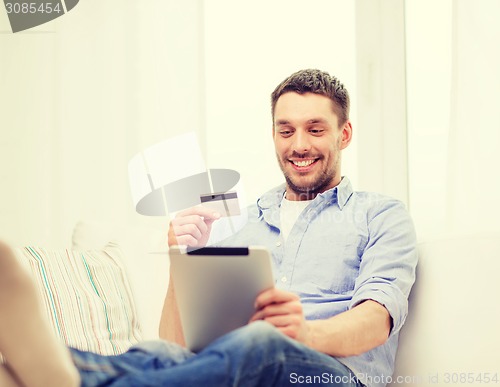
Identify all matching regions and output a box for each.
[327,176,354,210]
[257,176,354,212]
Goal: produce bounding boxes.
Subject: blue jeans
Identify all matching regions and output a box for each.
[71,321,363,387]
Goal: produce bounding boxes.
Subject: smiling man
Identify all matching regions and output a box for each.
[162,69,418,387]
[0,70,416,387]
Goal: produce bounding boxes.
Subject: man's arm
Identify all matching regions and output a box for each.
[250,288,391,357]
[306,300,391,357]
[159,206,221,344]
[251,200,416,357]
[159,275,186,346]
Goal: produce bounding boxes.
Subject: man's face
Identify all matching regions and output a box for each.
[273,92,352,201]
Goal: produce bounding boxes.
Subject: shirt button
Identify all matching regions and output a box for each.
[276,241,281,247]
[281,276,287,283]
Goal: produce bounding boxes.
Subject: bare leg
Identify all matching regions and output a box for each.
[0,362,25,387]
[0,241,80,387]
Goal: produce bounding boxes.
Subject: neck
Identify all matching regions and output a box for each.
[284,191,315,201]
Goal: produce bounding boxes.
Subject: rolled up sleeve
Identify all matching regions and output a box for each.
[349,199,418,336]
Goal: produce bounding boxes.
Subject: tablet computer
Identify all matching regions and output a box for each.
[169,246,274,352]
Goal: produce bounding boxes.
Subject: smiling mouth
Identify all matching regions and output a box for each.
[292,159,314,167]
[289,158,319,170]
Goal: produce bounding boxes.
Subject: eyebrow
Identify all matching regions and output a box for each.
[274,118,328,126]
[275,119,291,126]
[306,118,328,124]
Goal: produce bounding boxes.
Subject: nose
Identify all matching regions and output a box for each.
[292,130,311,154]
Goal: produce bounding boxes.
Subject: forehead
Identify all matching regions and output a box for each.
[274,92,338,124]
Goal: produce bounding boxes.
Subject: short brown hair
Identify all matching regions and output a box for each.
[271,69,350,125]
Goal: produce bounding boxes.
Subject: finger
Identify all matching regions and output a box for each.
[173,234,199,247]
[176,206,221,221]
[173,223,203,241]
[254,288,299,310]
[251,301,303,321]
[168,217,207,247]
[168,207,220,247]
[250,316,304,342]
[262,314,302,329]
[171,216,211,247]
[251,315,302,340]
[172,215,209,233]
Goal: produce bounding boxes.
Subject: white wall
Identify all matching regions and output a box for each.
[406,0,500,239]
[1,8,58,246]
[0,0,205,247]
[203,0,358,206]
[444,0,500,236]
[355,0,408,204]
[406,0,453,239]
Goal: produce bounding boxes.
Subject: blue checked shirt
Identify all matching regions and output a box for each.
[217,177,418,387]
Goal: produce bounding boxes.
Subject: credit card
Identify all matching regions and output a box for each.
[200,191,241,217]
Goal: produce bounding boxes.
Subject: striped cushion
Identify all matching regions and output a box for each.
[12,243,142,355]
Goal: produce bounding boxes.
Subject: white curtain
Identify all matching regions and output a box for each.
[407,0,500,239]
[445,0,500,235]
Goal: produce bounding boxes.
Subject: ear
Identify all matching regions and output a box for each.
[340,120,353,150]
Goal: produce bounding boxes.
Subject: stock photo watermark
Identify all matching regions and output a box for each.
[289,371,500,385]
[3,0,79,32]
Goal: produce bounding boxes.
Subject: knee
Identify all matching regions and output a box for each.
[0,242,19,275]
[0,244,32,289]
[0,241,14,263]
[209,321,299,375]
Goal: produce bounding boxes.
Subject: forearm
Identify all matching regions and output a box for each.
[305,300,391,357]
[159,277,186,347]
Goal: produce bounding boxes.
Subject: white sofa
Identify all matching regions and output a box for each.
[390,234,500,386]
[70,220,170,342]
[5,222,500,385]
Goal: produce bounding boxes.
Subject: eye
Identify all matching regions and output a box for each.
[309,128,325,135]
[278,128,294,137]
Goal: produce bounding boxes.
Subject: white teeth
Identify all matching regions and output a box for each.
[293,159,315,167]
